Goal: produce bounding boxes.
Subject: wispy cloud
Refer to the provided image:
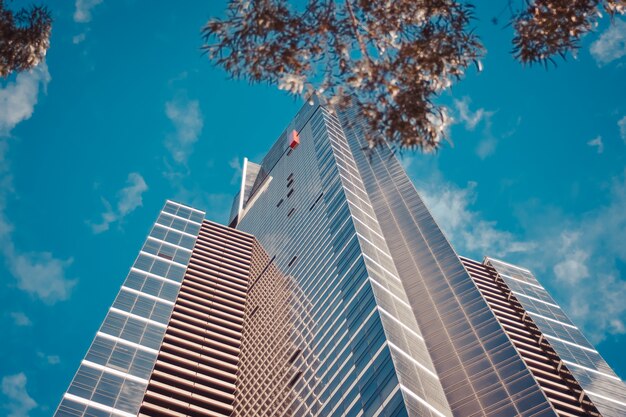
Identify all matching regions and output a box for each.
[36,352,60,365]
[454,96,492,131]
[475,117,497,159]
[7,252,76,304]
[164,97,203,165]
[90,172,148,234]
[0,160,76,305]
[173,188,232,224]
[590,19,626,66]
[619,115,626,142]
[74,0,103,23]
[0,62,50,137]
[587,135,604,153]
[1,373,37,417]
[47,355,60,365]
[72,33,87,44]
[453,97,498,159]
[9,312,32,327]
[229,156,243,185]
[418,179,535,258]
[0,219,76,306]
[161,92,230,221]
[536,171,626,342]
[0,68,76,305]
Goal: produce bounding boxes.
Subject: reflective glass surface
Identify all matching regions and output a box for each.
[235,99,452,417]
[487,257,626,417]
[54,201,204,417]
[335,104,556,416]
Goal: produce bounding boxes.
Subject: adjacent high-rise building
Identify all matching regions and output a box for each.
[55,98,626,417]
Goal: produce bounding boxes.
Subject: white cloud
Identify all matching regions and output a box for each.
[9,312,32,327]
[1,373,37,417]
[454,97,491,131]
[476,135,497,159]
[90,200,115,234]
[0,62,73,306]
[117,173,148,216]
[552,232,590,284]
[2,245,74,304]
[453,97,498,159]
[516,171,626,343]
[74,0,103,23]
[549,241,626,343]
[72,33,87,44]
[0,147,75,306]
[590,19,626,66]
[0,62,50,137]
[398,155,414,172]
[165,97,203,165]
[229,156,243,185]
[36,352,60,365]
[418,180,535,258]
[7,251,76,304]
[587,135,604,153]
[91,172,148,234]
[619,115,626,142]
[610,319,626,334]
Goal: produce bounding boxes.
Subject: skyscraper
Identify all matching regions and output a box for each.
[55,98,626,417]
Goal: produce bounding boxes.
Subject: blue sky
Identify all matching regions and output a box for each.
[1,1,625,415]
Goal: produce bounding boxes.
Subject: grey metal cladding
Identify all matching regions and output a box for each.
[337,107,556,417]
[235,102,427,416]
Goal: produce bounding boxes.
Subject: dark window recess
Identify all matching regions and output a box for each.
[288,256,297,267]
[228,215,238,228]
[277,199,284,208]
[157,253,173,260]
[249,306,259,318]
[288,349,301,364]
[287,189,294,198]
[288,371,303,388]
[287,148,293,156]
[309,192,324,211]
[287,173,294,181]
[287,179,294,188]
[287,208,296,218]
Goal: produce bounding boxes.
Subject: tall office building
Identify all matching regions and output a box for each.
[55,98,626,417]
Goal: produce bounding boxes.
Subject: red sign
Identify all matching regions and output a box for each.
[290,130,300,149]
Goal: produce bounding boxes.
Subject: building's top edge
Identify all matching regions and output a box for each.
[203,218,256,239]
[484,256,532,273]
[164,199,206,215]
[249,95,324,167]
[228,96,325,227]
[458,255,479,263]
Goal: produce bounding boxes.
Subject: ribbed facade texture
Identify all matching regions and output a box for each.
[55,98,626,417]
[461,256,626,417]
[460,257,601,417]
[139,221,254,417]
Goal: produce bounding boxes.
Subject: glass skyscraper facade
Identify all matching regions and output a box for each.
[461,256,626,416]
[55,201,204,416]
[55,98,626,417]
